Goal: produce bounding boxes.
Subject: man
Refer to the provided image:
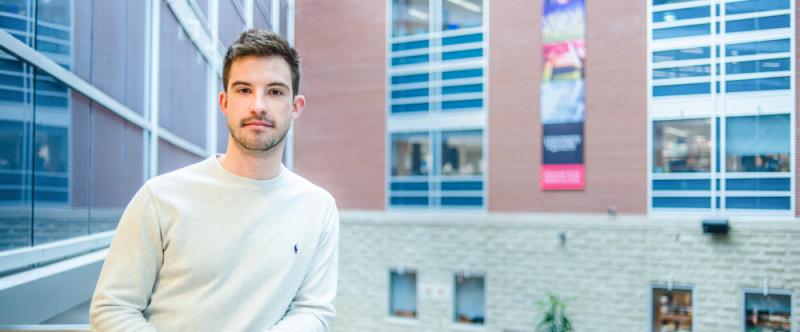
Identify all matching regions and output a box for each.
[90,29,339,331]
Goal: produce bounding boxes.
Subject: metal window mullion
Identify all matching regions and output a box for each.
[284,0,295,170]
[790,0,796,216]
[207,0,220,156]
[147,0,161,178]
[718,0,727,213]
[271,0,280,34]
[710,0,719,213]
[245,0,254,28]
[431,130,439,207]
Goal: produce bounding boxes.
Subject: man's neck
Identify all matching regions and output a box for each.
[219,142,284,180]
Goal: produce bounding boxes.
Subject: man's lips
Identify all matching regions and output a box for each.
[243,120,273,127]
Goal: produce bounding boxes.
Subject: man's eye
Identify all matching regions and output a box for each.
[269,89,285,96]
[237,88,251,94]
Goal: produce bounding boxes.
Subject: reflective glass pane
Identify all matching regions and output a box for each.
[254,0,273,31]
[32,71,89,246]
[279,0,288,39]
[653,6,709,23]
[745,293,792,331]
[219,0,247,48]
[726,114,790,172]
[0,0,33,45]
[392,0,429,37]
[0,51,33,250]
[389,270,417,318]
[454,274,484,325]
[391,133,429,176]
[89,103,144,233]
[160,4,208,148]
[653,24,709,40]
[653,118,711,173]
[653,64,710,79]
[652,288,693,332]
[441,131,482,176]
[726,39,790,57]
[158,139,203,175]
[653,47,710,62]
[726,15,790,33]
[443,0,482,31]
[726,58,790,75]
[726,0,789,15]
[726,76,790,92]
[652,82,710,96]
[35,0,71,69]
[653,0,696,5]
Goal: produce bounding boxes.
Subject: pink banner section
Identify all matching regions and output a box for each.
[540,164,585,190]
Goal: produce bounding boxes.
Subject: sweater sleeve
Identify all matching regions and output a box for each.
[90,184,163,332]
[268,198,340,332]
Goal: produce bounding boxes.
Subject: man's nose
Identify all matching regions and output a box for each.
[250,92,267,114]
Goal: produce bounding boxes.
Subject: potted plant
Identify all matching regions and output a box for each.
[537,294,573,332]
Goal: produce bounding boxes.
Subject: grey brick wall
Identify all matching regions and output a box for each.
[333,211,800,332]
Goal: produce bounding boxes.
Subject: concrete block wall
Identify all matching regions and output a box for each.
[333,211,800,332]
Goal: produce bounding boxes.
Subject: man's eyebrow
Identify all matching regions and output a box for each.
[230,80,252,87]
[267,82,291,90]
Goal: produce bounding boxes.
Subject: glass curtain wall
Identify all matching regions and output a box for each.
[0,0,285,251]
[388,0,486,208]
[648,0,794,215]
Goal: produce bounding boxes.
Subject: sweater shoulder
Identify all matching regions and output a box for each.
[283,169,336,205]
[143,159,213,194]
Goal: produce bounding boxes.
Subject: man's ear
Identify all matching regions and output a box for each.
[291,95,305,120]
[219,91,228,116]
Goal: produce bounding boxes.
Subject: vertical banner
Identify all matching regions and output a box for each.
[540,0,586,190]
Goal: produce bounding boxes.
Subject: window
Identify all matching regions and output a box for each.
[726,114,790,173]
[388,0,486,208]
[745,292,792,332]
[442,0,482,31]
[653,119,711,173]
[389,270,417,318]
[441,131,482,176]
[391,133,430,176]
[454,273,484,325]
[392,0,429,37]
[652,287,692,332]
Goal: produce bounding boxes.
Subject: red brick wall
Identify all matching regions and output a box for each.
[293,0,386,209]
[488,0,648,213]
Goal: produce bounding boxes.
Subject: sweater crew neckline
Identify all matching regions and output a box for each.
[208,155,288,190]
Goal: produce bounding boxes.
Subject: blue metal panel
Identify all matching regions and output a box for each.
[442,84,482,95]
[726,197,791,210]
[391,103,429,113]
[442,33,483,46]
[392,88,429,98]
[653,82,710,96]
[392,73,429,84]
[726,178,791,191]
[442,48,483,61]
[441,181,483,191]
[391,182,429,191]
[392,54,429,66]
[442,99,482,110]
[442,69,483,80]
[441,196,483,206]
[390,196,429,206]
[392,40,429,51]
[652,179,711,190]
[652,197,711,208]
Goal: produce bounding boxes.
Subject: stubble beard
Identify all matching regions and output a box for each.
[228,118,290,155]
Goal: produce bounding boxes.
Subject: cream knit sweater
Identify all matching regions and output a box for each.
[90,156,339,331]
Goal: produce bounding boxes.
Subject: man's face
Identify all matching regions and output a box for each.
[219,55,304,154]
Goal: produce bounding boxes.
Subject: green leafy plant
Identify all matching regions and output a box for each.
[537,294,573,332]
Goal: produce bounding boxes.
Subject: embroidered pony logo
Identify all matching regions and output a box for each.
[293,243,299,254]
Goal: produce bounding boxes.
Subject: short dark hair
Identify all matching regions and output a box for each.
[222,29,300,95]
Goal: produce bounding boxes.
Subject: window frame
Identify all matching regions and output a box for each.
[650,284,695,332]
[741,288,794,332]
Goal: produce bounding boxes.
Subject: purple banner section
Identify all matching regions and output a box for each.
[540,0,586,190]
